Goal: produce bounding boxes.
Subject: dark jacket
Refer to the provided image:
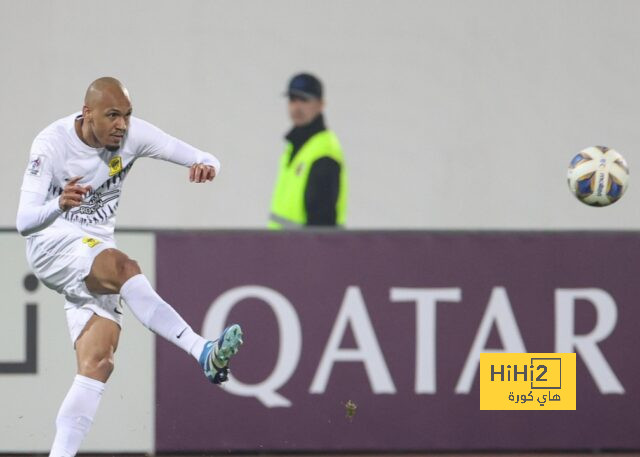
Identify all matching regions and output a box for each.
[285,114,341,226]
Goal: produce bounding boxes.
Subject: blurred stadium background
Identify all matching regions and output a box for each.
[2,0,640,456]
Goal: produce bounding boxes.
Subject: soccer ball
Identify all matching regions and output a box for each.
[567,146,629,206]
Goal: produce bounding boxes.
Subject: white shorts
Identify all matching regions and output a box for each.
[26,226,123,344]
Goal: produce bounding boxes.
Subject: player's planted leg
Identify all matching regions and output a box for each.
[49,315,119,457]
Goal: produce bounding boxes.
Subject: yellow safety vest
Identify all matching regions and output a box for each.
[269,130,347,229]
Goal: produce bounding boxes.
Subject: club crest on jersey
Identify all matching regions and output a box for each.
[109,156,123,176]
[295,162,305,176]
[26,155,43,176]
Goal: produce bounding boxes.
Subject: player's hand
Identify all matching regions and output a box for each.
[58,176,92,212]
[189,163,216,183]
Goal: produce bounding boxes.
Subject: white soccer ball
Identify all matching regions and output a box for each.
[567,146,629,206]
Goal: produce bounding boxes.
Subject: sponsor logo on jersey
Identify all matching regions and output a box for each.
[109,156,123,176]
[81,237,102,248]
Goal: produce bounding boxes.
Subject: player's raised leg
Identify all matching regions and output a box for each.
[49,315,119,457]
[85,247,243,382]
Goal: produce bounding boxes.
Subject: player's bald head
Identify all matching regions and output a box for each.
[84,77,130,107]
[80,77,132,151]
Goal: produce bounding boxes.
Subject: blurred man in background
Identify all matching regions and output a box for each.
[269,73,348,228]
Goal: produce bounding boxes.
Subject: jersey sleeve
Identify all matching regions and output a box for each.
[16,190,63,236]
[21,138,54,195]
[133,118,221,175]
[16,138,64,236]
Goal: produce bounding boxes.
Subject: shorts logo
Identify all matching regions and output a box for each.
[114,298,124,315]
[109,156,123,176]
[82,237,102,248]
[26,155,44,177]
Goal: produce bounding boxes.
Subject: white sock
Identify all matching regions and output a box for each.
[49,375,105,457]
[119,274,206,360]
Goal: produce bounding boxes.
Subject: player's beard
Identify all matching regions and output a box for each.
[106,134,125,151]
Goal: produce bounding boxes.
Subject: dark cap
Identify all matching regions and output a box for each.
[286,73,323,100]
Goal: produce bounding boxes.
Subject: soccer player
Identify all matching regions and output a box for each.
[15,77,243,457]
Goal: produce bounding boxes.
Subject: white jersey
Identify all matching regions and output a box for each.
[17,113,220,240]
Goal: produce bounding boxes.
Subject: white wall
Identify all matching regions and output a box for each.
[0,233,155,453]
[1,0,639,229]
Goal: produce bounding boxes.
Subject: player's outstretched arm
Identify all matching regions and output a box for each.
[157,136,221,182]
[134,118,221,180]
